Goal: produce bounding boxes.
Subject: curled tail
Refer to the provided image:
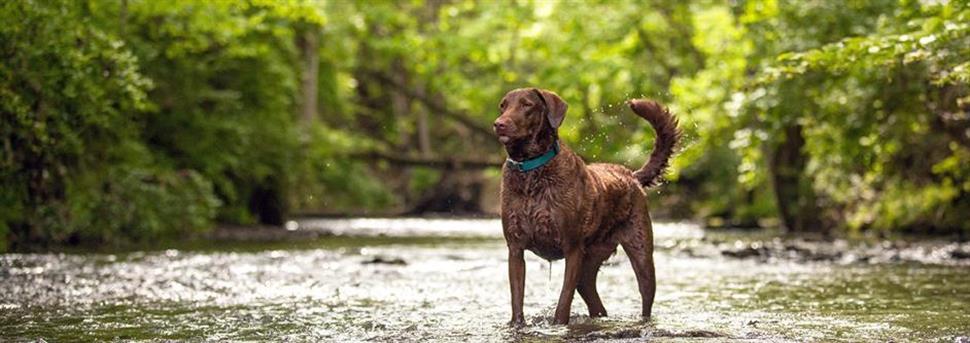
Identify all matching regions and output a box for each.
[627,99,681,188]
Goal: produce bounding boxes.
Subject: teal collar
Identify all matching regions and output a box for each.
[506,140,559,172]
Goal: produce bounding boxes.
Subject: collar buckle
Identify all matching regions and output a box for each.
[506,158,525,171]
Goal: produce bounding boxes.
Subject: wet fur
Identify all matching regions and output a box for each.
[495,88,680,325]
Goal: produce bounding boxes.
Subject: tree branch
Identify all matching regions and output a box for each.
[351,151,501,170]
[365,71,496,139]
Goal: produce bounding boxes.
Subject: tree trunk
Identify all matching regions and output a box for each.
[769,123,825,234]
[298,28,319,125]
[414,86,432,158]
[119,0,128,36]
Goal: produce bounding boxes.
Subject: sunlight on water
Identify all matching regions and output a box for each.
[0,219,968,341]
[299,217,505,237]
[298,217,704,240]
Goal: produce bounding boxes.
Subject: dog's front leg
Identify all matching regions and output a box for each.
[508,247,526,326]
[553,246,584,324]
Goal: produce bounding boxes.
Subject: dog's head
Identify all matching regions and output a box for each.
[493,88,567,146]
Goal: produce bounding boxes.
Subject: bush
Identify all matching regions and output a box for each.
[38,166,219,246]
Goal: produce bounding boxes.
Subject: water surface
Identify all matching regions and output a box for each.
[1,219,968,342]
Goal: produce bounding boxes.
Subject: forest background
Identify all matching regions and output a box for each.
[2,0,968,250]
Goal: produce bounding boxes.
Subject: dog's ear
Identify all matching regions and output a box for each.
[533,88,567,129]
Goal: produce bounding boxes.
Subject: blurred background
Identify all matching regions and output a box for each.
[1,0,968,250]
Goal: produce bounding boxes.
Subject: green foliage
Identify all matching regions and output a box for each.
[3,0,968,250]
[765,1,970,85]
[122,0,305,223]
[737,0,970,232]
[0,0,183,246]
[56,165,219,244]
[0,0,391,248]
[291,124,394,212]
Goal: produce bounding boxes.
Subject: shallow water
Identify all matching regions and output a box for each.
[1,219,968,342]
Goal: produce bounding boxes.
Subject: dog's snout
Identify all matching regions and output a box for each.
[493,119,509,133]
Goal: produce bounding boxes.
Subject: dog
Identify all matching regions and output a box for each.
[493,88,680,325]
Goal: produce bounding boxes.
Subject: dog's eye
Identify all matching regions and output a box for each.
[522,100,533,108]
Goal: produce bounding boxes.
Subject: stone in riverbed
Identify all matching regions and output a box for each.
[361,256,408,265]
[951,250,970,259]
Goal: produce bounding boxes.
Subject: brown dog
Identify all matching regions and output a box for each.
[494,88,679,325]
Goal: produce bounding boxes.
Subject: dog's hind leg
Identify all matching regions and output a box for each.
[577,243,614,317]
[619,214,656,319]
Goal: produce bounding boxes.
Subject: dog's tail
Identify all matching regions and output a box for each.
[627,99,681,188]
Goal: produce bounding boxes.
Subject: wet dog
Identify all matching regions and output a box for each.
[494,88,680,325]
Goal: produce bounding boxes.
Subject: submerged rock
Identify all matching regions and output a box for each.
[721,246,768,259]
[653,329,726,338]
[361,256,408,265]
[950,249,970,259]
[583,328,643,340]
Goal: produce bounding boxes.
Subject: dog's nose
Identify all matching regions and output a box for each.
[493,120,508,132]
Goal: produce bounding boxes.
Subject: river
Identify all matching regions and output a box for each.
[1,218,968,342]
